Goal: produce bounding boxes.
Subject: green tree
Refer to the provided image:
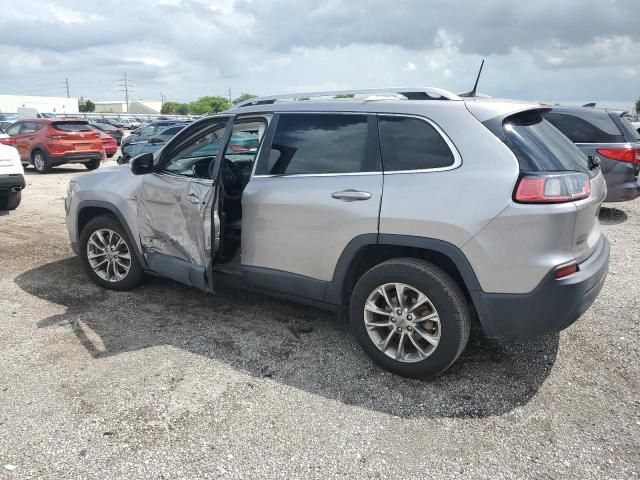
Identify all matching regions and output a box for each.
[635,97,640,115]
[79,99,95,113]
[232,92,258,104]
[188,96,230,115]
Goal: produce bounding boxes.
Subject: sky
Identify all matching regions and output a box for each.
[0,0,638,108]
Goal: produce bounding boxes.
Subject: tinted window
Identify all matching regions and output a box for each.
[544,112,624,143]
[495,110,591,176]
[52,121,93,132]
[21,122,40,133]
[265,114,371,175]
[616,116,640,141]
[378,116,455,171]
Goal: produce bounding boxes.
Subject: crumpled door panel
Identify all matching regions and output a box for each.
[137,174,214,267]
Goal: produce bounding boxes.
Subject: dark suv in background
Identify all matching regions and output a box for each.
[544,107,640,202]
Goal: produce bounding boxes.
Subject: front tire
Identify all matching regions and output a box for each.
[32,150,51,173]
[0,191,21,210]
[79,215,145,290]
[349,258,471,378]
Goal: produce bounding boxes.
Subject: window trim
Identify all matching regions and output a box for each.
[377,113,462,175]
[252,111,381,178]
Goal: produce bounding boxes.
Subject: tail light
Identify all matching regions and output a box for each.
[596,148,640,164]
[554,262,579,279]
[514,172,591,204]
[0,137,16,145]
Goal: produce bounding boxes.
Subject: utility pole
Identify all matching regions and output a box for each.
[119,73,130,113]
[228,87,232,105]
[65,77,70,98]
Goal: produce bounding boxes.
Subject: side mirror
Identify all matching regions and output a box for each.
[130,153,155,175]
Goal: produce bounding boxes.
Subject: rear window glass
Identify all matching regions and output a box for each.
[617,116,640,141]
[52,122,93,132]
[378,116,455,171]
[544,111,624,143]
[489,110,591,175]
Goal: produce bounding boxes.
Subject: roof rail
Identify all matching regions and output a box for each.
[235,87,462,107]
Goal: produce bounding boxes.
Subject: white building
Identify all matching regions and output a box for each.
[94,100,162,114]
[0,95,79,115]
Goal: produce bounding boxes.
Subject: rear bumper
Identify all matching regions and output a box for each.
[473,236,609,339]
[0,174,26,192]
[48,152,103,165]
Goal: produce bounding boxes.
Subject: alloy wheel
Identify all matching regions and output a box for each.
[33,153,45,171]
[363,282,441,363]
[86,229,132,282]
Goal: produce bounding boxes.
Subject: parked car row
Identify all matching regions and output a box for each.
[63,87,617,378]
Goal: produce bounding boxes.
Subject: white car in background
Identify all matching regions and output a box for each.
[0,143,25,210]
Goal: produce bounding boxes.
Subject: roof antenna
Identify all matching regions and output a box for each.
[459,59,485,98]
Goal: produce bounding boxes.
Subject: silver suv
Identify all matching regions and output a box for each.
[65,88,610,378]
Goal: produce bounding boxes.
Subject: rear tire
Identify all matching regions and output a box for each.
[32,150,51,173]
[84,159,101,170]
[79,215,145,290]
[349,258,471,378]
[0,191,21,210]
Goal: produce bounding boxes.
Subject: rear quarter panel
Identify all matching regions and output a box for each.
[379,106,519,248]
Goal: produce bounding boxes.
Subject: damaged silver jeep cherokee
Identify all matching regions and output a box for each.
[65,88,609,378]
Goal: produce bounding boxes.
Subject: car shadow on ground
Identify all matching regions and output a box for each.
[23,166,89,175]
[16,258,559,419]
[599,206,628,226]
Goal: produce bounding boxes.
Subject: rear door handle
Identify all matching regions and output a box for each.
[331,189,372,201]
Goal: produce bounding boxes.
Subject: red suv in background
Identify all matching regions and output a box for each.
[0,119,105,173]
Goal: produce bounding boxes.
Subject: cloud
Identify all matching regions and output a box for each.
[0,0,637,103]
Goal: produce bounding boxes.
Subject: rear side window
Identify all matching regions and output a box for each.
[262,114,373,175]
[492,110,590,175]
[21,122,41,133]
[378,116,455,171]
[52,122,93,132]
[544,112,624,143]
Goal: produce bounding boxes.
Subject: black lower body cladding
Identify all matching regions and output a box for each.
[474,236,609,339]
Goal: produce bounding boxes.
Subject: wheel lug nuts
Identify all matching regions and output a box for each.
[407,315,413,321]
[390,318,396,323]
[396,309,402,315]
[396,327,402,332]
[407,326,413,331]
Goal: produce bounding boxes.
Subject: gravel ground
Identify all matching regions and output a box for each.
[0,162,639,479]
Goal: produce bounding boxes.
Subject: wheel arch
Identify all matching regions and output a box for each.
[326,234,485,320]
[30,145,49,161]
[76,200,147,268]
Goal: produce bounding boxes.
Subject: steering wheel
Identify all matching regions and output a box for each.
[221,158,245,200]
